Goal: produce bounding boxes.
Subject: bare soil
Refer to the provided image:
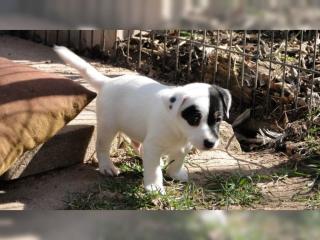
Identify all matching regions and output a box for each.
[0,35,315,210]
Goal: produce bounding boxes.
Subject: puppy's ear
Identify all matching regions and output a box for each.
[160,88,188,114]
[215,86,232,119]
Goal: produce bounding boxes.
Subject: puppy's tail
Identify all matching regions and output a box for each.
[54,45,106,90]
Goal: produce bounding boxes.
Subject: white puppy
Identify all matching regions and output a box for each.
[54,46,232,194]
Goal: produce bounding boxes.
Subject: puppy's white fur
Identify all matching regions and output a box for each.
[54,46,231,194]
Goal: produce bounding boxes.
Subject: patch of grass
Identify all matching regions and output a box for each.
[65,158,264,210]
[66,158,210,210]
[280,55,297,63]
[306,108,320,143]
[180,30,192,38]
[288,110,320,205]
[298,109,320,176]
[292,184,320,209]
[306,188,320,209]
[204,174,263,208]
[305,125,320,155]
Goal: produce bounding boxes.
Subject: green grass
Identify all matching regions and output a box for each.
[294,110,320,206]
[65,158,263,210]
[180,31,192,38]
[280,55,297,63]
[292,184,320,209]
[306,188,320,209]
[66,158,201,210]
[305,125,320,157]
[204,174,262,208]
[299,109,320,176]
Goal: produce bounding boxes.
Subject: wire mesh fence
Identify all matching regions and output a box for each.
[113,30,320,122]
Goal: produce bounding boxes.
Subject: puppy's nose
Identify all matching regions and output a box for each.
[204,139,214,149]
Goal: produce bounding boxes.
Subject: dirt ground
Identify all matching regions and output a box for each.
[0,35,315,210]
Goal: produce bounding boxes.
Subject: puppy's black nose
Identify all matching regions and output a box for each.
[204,139,214,149]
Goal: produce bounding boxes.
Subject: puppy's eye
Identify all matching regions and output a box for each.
[216,116,222,123]
[214,112,222,123]
[189,113,202,126]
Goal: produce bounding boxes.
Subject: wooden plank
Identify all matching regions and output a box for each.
[103,30,117,50]
[80,30,91,49]
[33,30,46,43]
[69,30,80,49]
[46,30,58,46]
[92,30,102,48]
[58,30,69,46]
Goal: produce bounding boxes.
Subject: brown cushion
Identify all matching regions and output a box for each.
[0,57,96,175]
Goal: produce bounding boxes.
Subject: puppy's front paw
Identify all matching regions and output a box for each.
[99,165,120,177]
[168,167,189,182]
[145,184,166,195]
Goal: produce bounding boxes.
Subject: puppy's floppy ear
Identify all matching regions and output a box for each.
[215,85,232,119]
[160,87,188,114]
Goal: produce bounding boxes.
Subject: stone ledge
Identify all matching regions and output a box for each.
[2,124,95,181]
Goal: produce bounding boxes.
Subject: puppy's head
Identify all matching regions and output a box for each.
[161,83,231,150]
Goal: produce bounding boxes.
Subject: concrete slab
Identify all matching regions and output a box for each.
[2,125,95,180]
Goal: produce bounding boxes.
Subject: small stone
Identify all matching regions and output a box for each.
[217,121,242,153]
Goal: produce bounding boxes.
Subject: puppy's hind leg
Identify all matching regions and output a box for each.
[96,126,120,177]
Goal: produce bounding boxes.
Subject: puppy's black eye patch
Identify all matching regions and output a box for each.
[181,105,202,126]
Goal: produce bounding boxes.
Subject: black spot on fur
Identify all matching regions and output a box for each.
[181,105,202,126]
[170,96,176,103]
